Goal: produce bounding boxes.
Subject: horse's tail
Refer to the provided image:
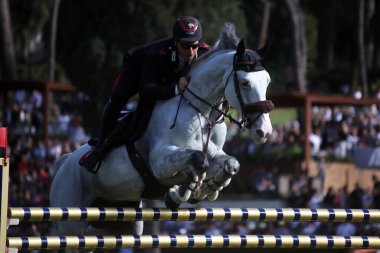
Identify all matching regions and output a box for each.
[51,153,71,179]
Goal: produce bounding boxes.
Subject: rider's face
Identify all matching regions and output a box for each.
[176,40,199,63]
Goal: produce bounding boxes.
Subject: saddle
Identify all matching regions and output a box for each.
[89,110,169,199]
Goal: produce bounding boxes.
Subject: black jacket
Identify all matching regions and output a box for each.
[111,37,209,141]
[121,37,209,100]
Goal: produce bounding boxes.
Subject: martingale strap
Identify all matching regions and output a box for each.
[181,91,225,153]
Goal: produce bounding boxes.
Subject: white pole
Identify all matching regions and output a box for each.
[0,158,10,253]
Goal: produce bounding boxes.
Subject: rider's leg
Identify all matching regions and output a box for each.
[80,64,138,173]
[79,96,126,173]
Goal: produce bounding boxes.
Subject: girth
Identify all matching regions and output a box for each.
[126,143,169,199]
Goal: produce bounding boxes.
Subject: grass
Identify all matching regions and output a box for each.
[225,107,297,129]
[270,107,298,126]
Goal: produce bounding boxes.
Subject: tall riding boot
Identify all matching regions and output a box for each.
[79,97,127,173]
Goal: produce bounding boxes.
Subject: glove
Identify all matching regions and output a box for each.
[178,76,189,94]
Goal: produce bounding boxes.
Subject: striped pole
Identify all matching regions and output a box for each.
[8,207,380,222]
[7,235,380,250]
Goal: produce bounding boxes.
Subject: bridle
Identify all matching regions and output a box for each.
[171,50,275,153]
[231,52,274,129]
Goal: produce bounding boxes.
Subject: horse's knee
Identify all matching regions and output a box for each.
[190,150,209,170]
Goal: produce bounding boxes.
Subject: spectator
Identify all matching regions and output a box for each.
[323,186,336,207]
[336,223,356,236]
[309,127,322,157]
[317,156,326,190]
[308,189,324,209]
[349,183,363,208]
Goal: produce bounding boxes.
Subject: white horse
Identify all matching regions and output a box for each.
[49,23,273,250]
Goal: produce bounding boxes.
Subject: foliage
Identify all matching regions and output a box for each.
[4,0,380,131]
[52,0,250,133]
[17,63,69,82]
[9,0,52,62]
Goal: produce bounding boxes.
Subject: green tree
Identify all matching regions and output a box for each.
[0,0,17,80]
[9,0,52,78]
[56,0,177,133]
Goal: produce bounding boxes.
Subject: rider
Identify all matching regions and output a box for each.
[80,16,210,173]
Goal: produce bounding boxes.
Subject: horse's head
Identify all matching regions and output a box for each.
[224,40,274,144]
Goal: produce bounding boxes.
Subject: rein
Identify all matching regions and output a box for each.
[182,88,226,153]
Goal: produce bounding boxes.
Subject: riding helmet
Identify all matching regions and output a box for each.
[172,16,202,42]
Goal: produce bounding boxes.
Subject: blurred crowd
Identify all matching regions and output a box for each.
[2,90,89,238]
[224,104,380,195]
[161,172,380,238]
[2,90,380,242]
[225,105,380,163]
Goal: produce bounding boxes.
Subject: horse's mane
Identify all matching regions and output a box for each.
[213,22,240,51]
[193,22,240,67]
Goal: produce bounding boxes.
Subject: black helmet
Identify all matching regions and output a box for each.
[172,16,202,42]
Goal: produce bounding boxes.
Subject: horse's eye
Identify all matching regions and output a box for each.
[241,80,251,88]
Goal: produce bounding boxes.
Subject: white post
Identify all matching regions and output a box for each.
[0,127,9,252]
[0,158,10,253]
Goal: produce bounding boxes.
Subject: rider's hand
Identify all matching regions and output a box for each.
[178,76,189,94]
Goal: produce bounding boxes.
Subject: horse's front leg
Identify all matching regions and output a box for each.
[189,152,240,202]
[149,144,208,207]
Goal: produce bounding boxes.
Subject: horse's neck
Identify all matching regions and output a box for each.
[186,52,233,112]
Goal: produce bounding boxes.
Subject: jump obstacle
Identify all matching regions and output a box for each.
[7,235,380,250]
[7,206,380,222]
[1,127,380,251]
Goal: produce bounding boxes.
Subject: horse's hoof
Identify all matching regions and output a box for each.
[224,158,240,176]
[164,192,181,209]
[207,191,219,201]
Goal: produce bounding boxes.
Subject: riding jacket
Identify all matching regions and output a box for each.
[101,37,210,141]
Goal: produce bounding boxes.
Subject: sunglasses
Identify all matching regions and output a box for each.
[179,42,199,50]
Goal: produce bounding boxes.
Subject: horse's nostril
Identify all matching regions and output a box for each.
[256,129,264,138]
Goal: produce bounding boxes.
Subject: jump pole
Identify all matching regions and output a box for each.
[6,235,380,250]
[8,207,380,222]
[0,127,9,253]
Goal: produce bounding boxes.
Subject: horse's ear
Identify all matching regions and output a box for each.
[236,39,246,58]
[257,37,273,59]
